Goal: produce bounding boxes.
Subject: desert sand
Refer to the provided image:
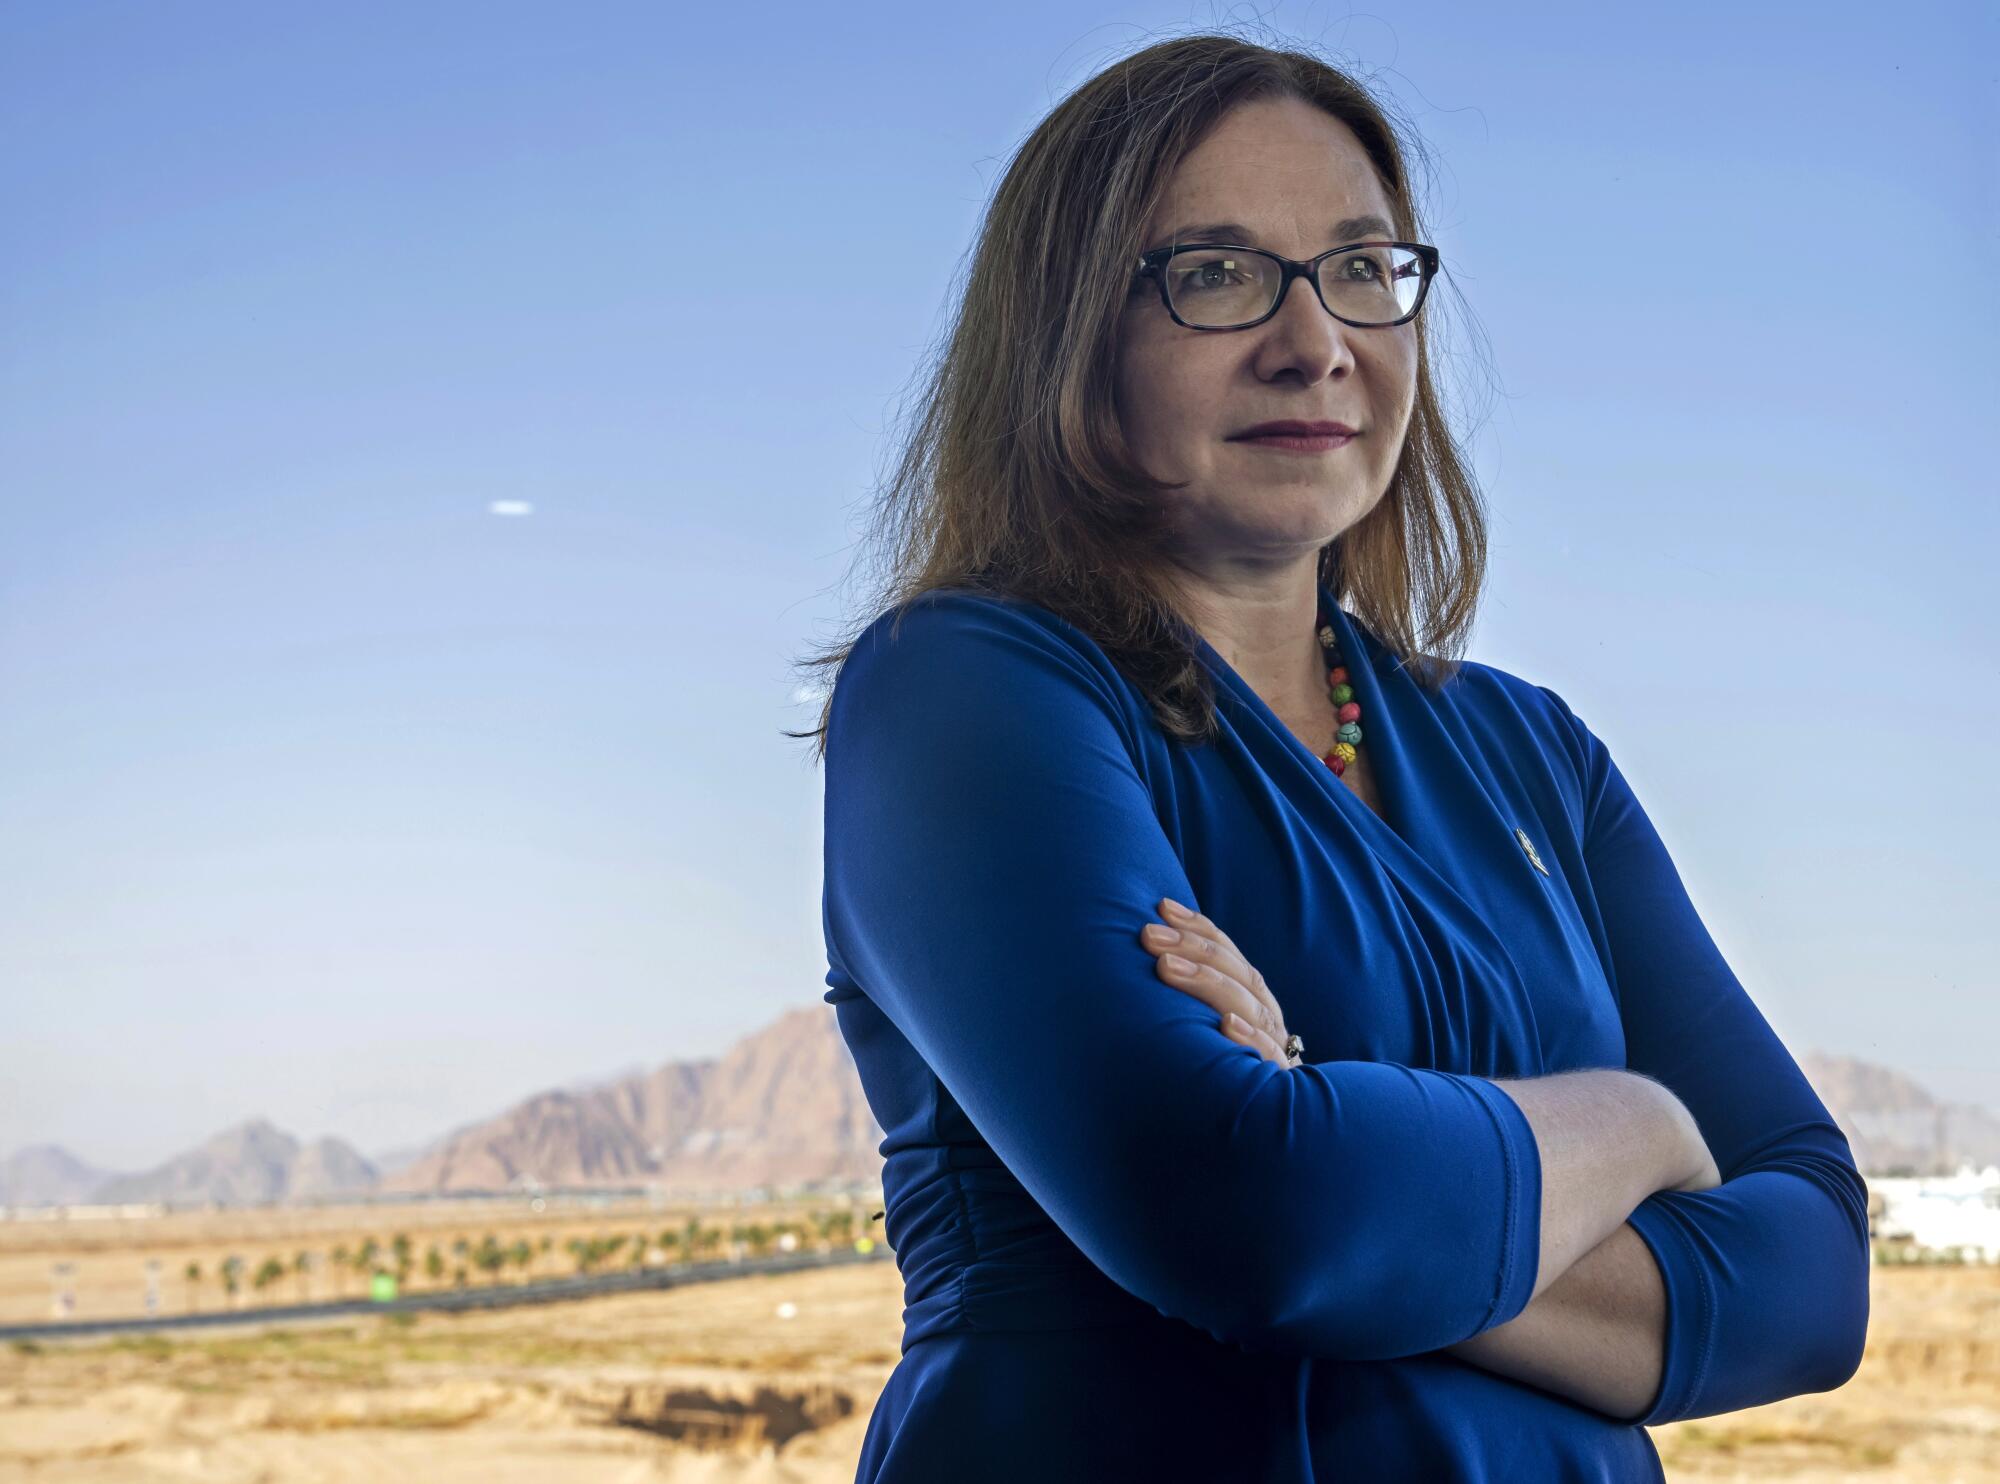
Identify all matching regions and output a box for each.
[2,1254,1995,1480]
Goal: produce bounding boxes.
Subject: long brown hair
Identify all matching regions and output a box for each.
[785,30,1493,764]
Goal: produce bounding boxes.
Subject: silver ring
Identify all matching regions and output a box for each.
[1282,1033,1304,1063]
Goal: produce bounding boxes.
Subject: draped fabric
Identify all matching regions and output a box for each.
[820,584,1868,1482]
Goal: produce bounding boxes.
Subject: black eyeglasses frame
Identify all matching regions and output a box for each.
[1131,239,1442,331]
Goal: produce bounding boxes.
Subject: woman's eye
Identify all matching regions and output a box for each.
[1174,263,1248,293]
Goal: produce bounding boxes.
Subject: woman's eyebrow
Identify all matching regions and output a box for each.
[1150,214,1395,250]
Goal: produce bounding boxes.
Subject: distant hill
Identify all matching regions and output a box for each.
[1797,1052,2000,1175]
[375,1004,883,1196]
[2,1004,885,1209]
[6,1031,1990,1210]
[0,1145,116,1207]
[89,1120,378,1206]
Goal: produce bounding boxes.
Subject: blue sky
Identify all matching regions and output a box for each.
[2,1,1993,1171]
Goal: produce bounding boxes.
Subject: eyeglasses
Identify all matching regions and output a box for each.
[1132,239,1440,330]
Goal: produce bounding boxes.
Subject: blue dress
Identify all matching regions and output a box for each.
[819,583,1869,1482]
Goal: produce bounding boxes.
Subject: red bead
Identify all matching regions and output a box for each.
[1325,754,1346,775]
[1328,666,1349,685]
[1338,702,1360,723]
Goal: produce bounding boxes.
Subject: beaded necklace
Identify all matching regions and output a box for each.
[1314,605,1364,775]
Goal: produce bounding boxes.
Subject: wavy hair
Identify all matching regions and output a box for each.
[786,30,1494,763]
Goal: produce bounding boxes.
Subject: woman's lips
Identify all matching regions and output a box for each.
[1232,433,1355,452]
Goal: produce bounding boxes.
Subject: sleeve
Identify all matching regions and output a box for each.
[1540,686,1872,1424]
[823,593,1543,1360]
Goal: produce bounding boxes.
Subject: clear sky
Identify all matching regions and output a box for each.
[3,1,1993,1173]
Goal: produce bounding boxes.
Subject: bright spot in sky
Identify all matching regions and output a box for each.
[488,500,535,516]
[776,1301,799,1319]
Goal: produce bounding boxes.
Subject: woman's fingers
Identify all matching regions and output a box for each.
[1154,948,1268,1032]
[1157,901,1287,1029]
[1222,1012,1290,1067]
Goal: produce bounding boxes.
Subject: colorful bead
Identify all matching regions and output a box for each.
[1317,614,1367,770]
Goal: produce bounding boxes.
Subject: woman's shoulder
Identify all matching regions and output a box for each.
[858,583,1094,645]
[836,585,1141,732]
[1425,650,1604,785]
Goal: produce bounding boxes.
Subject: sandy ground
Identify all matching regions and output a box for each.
[1,1258,1994,1481]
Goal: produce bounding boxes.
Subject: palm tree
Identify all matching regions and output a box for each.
[293,1250,312,1304]
[474,1234,505,1285]
[330,1244,350,1299]
[425,1245,445,1286]
[220,1255,245,1308]
[183,1259,202,1313]
[253,1256,286,1302]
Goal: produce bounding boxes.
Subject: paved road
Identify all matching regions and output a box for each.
[1,1245,896,1342]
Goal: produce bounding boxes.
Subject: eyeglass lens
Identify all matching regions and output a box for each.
[1164,244,1425,327]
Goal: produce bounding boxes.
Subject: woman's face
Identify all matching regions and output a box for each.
[1114,95,1420,570]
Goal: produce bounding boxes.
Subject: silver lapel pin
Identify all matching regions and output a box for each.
[1513,827,1551,876]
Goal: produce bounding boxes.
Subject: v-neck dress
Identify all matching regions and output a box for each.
[819,584,1869,1482]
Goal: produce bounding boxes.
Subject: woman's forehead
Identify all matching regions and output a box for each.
[1151,114,1395,245]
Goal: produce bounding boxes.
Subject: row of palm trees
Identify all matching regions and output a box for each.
[176,1206,869,1312]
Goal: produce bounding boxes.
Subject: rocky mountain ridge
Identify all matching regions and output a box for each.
[6,1027,1992,1209]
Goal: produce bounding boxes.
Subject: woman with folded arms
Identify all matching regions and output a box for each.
[791,31,1869,1483]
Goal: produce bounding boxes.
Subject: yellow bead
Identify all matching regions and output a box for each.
[1332,742,1357,763]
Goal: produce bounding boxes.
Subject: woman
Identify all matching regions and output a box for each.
[792,33,1869,1482]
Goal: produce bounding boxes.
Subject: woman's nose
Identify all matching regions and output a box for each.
[1262,273,1356,367]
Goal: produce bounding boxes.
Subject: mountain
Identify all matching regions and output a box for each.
[287,1135,384,1200]
[89,1119,378,1205]
[3,1005,883,1209]
[1797,1052,2000,1175]
[365,1141,435,1179]
[23,1011,1987,1210]
[376,1004,883,1196]
[0,1144,119,1208]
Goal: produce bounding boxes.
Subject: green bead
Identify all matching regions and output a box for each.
[1337,721,1362,745]
[1329,683,1354,704]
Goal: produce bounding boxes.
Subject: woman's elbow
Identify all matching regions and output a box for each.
[1808,1229,1873,1396]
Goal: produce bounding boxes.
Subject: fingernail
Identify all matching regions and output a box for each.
[1162,899,1194,922]
[1162,954,1194,975]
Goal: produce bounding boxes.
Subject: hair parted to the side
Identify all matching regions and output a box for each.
[784,28,1496,766]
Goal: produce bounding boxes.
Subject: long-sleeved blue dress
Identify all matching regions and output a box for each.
[819,582,1870,1482]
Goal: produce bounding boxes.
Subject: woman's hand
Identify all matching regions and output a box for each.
[1140,899,1300,1068]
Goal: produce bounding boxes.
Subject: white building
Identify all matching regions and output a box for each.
[1869,1164,2000,1261]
